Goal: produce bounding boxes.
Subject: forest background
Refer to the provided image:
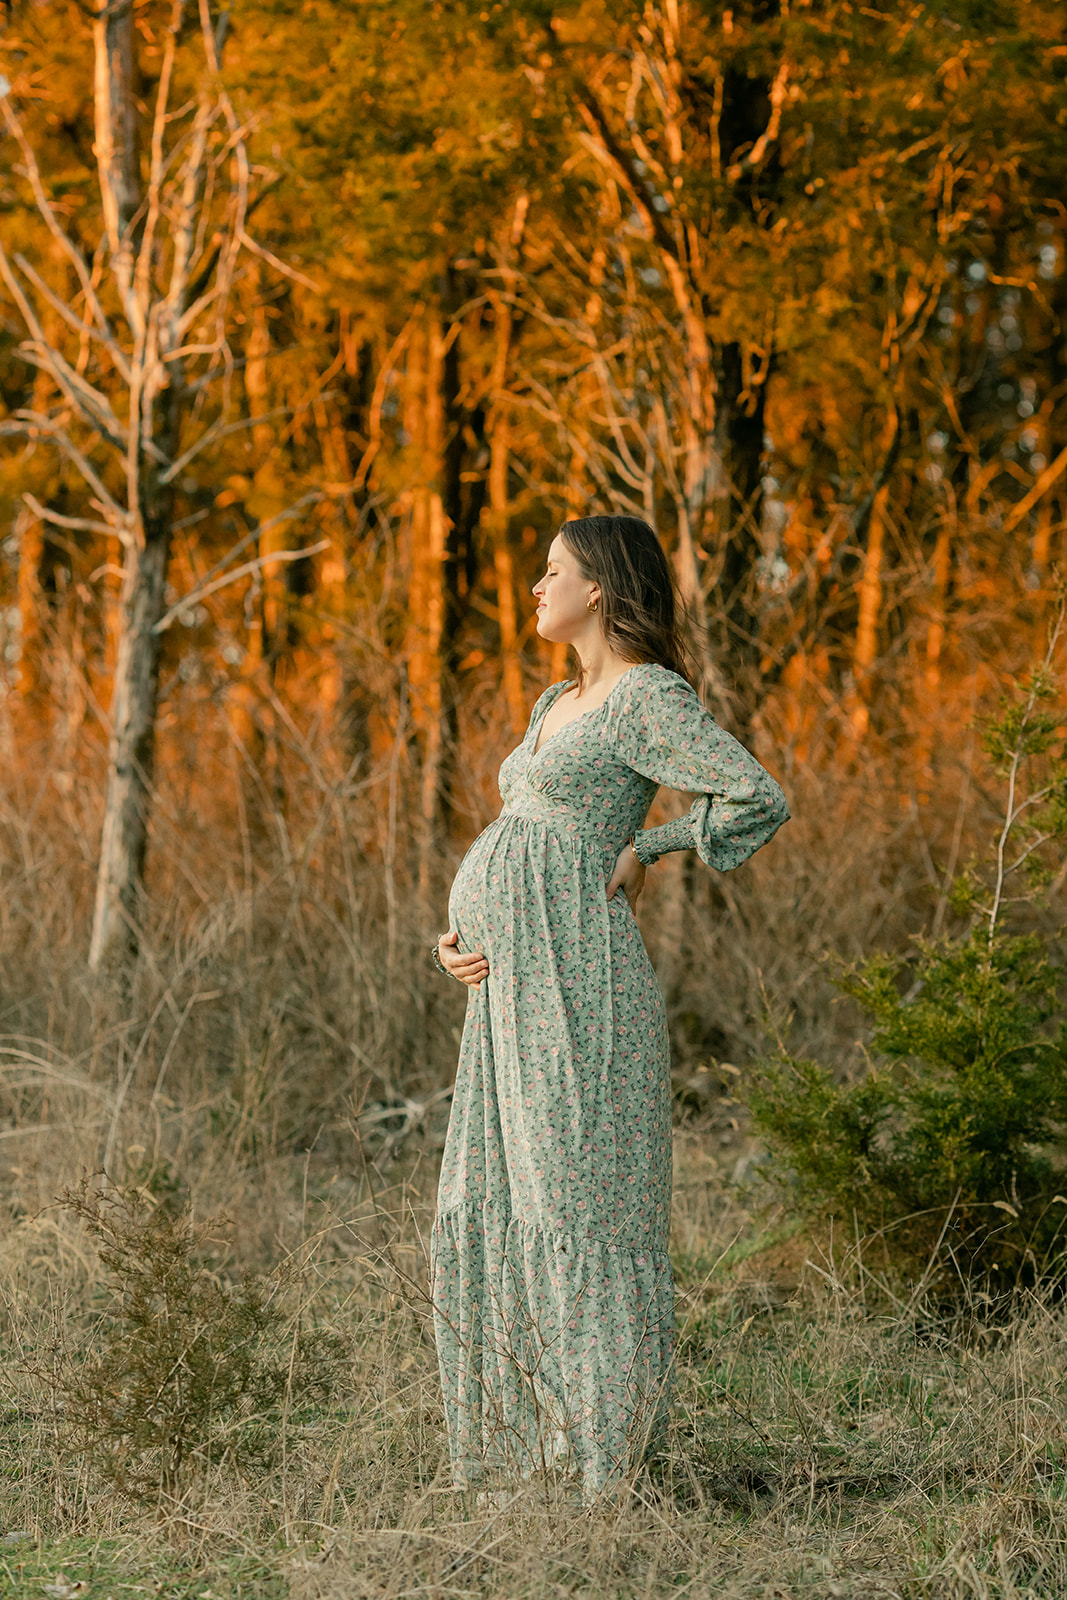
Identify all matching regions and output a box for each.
[0,1,1066,1596]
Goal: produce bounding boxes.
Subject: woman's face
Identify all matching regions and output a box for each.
[531,534,600,643]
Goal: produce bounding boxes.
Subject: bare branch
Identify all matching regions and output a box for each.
[160,341,228,362]
[174,263,248,339]
[1003,442,1067,533]
[17,342,129,451]
[987,605,1065,946]
[160,92,220,337]
[195,0,250,337]
[0,230,136,455]
[1005,834,1056,878]
[153,539,329,633]
[1009,783,1062,819]
[136,0,187,334]
[178,490,324,596]
[0,98,117,344]
[22,493,115,538]
[158,406,290,484]
[237,228,322,294]
[12,253,132,384]
[2,409,128,530]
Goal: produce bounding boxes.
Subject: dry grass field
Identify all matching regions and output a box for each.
[1,718,1065,1600]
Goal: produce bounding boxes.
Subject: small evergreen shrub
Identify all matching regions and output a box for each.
[744,627,1067,1293]
[46,1179,348,1504]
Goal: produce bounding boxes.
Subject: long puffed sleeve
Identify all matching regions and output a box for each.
[617,665,790,871]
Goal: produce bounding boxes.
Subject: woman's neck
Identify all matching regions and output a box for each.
[573,646,636,695]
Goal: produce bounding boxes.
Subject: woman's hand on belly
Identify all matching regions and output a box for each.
[437,928,490,988]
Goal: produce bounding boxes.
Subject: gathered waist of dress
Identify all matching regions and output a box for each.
[497,793,628,854]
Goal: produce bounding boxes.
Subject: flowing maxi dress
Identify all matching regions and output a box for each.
[431,661,790,1497]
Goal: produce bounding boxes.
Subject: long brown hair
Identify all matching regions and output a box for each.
[559,515,697,688]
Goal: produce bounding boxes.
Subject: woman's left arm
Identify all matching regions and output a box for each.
[617,667,790,871]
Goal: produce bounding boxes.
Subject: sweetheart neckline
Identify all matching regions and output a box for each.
[530,666,642,757]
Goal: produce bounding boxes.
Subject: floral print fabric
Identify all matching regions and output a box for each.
[431,663,789,1498]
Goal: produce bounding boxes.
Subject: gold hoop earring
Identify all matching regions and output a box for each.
[586,599,599,613]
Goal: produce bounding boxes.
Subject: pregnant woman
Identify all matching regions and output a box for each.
[430,514,789,1501]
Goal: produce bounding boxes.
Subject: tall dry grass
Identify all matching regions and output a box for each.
[2,1133,1066,1599]
[0,676,1064,1597]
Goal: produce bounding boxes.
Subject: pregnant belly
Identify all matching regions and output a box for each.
[447,813,624,967]
[446,820,506,958]
[448,813,594,960]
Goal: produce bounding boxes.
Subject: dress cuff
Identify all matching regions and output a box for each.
[631,831,659,867]
[633,814,697,865]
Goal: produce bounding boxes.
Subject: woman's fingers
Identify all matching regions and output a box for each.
[441,946,485,970]
[438,935,489,987]
[606,856,626,899]
[438,929,476,969]
[456,959,489,987]
[452,956,488,977]
[606,848,646,911]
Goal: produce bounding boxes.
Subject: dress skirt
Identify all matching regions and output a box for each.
[431,811,675,1499]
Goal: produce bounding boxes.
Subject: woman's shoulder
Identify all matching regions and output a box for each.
[527,677,574,719]
[608,661,700,735]
[541,676,576,700]
[620,660,697,702]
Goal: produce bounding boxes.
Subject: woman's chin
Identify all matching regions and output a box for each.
[535,613,570,644]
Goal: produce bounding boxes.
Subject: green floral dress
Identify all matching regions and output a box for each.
[431,662,789,1498]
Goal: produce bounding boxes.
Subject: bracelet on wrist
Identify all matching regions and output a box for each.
[431,939,451,976]
[629,832,653,867]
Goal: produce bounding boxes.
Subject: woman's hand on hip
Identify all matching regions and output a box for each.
[437,928,490,988]
[606,843,646,911]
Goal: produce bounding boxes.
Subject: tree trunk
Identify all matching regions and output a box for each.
[565,245,606,522]
[15,504,46,700]
[89,511,171,970]
[228,281,289,785]
[87,0,162,973]
[438,269,467,667]
[924,519,951,700]
[312,389,352,729]
[482,206,528,732]
[487,450,524,730]
[713,340,766,696]
[405,317,449,900]
[848,482,888,739]
[437,270,469,831]
[912,514,952,800]
[555,245,607,688]
[1031,224,1067,637]
[92,0,139,278]
[248,293,290,663]
[17,239,68,700]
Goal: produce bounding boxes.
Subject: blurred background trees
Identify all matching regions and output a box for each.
[0,0,1064,1021]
